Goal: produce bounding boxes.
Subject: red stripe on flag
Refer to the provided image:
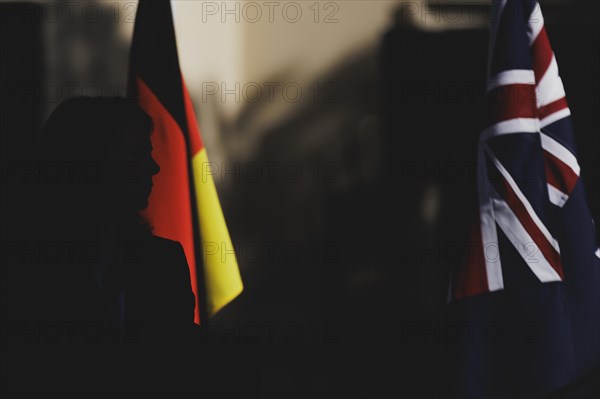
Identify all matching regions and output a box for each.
[538,97,568,120]
[488,84,538,124]
[531,26,553,84]
[544,149,579,196]
[136,76,201,323]
[182,77,204,156]
[454,213,489,299]
[491,169,564,279]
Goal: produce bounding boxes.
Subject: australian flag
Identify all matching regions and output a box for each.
[449,0,600,397]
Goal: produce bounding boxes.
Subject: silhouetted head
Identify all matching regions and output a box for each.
[39,97,159,239]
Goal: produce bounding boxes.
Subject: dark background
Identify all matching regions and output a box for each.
[2,1,598,398]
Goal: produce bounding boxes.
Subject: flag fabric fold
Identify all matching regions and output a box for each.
[129,0,243,323]
[450,1,600,397]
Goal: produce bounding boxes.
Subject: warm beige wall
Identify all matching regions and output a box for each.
[170,1,401,120]
[163,1,401,161]
[240,1,400,88]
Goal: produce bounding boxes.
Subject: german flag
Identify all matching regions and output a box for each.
[128,0,243,323]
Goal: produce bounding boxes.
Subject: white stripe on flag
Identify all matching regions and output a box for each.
[539,107,571,129]
[536,56,566,108]
[481,118,539,142]
[547,183,569,208]
[487,69,536,93]
[480,201,505,292]
[540,132,580,176]
[492,196,563,282]
[477,145,504,292]
[484,144,561,254]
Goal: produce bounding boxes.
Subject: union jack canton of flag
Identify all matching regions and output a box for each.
[450,1,600,397]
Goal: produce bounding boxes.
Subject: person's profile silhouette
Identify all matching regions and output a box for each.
[24,96,196,343]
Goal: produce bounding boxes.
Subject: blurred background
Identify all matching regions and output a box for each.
[1,0,598,397]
